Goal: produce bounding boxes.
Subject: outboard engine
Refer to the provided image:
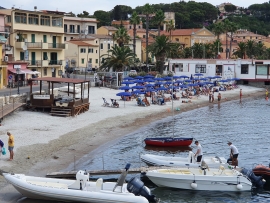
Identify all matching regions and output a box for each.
[241,168,265,188]
[127,177,158,203]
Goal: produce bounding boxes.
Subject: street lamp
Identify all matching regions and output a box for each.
[14,65,21,94]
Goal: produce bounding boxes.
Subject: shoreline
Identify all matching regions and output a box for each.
[0,85,265,201]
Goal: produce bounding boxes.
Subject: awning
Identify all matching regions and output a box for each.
[8,69,36,74]
[8,69,24,74]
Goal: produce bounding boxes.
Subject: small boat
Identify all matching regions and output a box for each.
[144,137,193,147]
[253,164,270,188]
[4,164,158,203]
[146,166,265,192]
[141,151,227,168]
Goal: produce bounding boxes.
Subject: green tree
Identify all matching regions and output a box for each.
[246,40,256,58]
[211,39,223,58]
[143,3,154,65]
[148,35,177,74]
[152,9,165,36]
[233,42,246,59]
[166,20,175,42]
[94,10,111,27]
[224,5,237,13]
[77,11,91,18]
[212,23,224,40]
[192,43,204,58]
[222,19,231,58]
[112,27,130,47]
[130,11,140,56]
[228,22,238,58]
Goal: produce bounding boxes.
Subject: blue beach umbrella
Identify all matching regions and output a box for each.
[220,79,228,83]
[155,78,165,81]
[194,73,203,77]
[133,80,144,83]
[179,75,189,79]
[132,90,145,94]
[121,81,134,85]
[155,82,164,85]
[144,75,155,78]
[163,76,173,80]
[232,78,240,80]
[144,78,155,82]
[184,79,192,83]
[135,76,144,79]
[145,84,154,87]
[119,86,130,90]
[132,85,145,89]
[116,92,132,107]
[157,86,168,91]
[199,78,208,81]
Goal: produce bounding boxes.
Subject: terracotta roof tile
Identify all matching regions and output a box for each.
[101,26,118,31]
[68,41,98,47]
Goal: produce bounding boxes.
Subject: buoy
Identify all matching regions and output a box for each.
[236,184,243,190]
[191,182,197,189]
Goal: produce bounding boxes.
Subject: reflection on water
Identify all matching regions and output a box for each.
[16,97,270,202]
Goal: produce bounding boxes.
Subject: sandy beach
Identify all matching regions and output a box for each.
[0,84,265,201]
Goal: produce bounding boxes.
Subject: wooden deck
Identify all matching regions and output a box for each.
[0,103,25,120]
[46,166,170,178]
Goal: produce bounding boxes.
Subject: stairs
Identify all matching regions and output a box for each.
[50,107,72,117]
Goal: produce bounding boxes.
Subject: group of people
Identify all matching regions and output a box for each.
[0,131,14,161]
[194,140,239,168]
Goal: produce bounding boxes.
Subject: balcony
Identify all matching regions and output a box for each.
[48,43,65,49]
[25,42,42,49]
[64,29,81,34]
[49,60,63,66]
[28,60,42,66]
[0,26,10,34]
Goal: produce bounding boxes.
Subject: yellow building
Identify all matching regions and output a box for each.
[160,27,215,47]
[0,42,7,89]
[0,8,66,78]
[97,26,118,36]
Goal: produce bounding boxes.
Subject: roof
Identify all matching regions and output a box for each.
[100,26,118,31]
[64,16,98,23]
[160,29,201,36]
[68,41,98,46]
[30,77,89,84]
[112,20,130,25]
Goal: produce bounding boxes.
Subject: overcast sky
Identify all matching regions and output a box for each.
[1,0,267,15]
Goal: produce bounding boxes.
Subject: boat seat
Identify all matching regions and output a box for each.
[213,165,225,175]
[96,178,103,191]
[159,169,191,174]
[27,181,68,189]
[225,172,234,176]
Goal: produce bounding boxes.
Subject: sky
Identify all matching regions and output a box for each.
[0,0,267,15]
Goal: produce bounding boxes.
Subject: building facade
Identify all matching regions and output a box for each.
[64,16,98,42]
[0,8,66,81]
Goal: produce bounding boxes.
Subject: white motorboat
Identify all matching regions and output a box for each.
[4,164,157,203]
[141,151,228,168]
[146,166,265,192]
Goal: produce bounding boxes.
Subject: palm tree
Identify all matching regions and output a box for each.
[233,42,246,59]
[212,23,224,40]
[192,43,204,58]
[166,20,175,42]
[255,42,266,59]
[211,39,223,58]
[152,9,165,36]
[246,40,256,59]
[222,19,231,59]
[101,46,135,72]
[129,11,140,56]
[143,3,154,66]
[112,27,130,47]
[227,22,238,58]
[148,35,177,74]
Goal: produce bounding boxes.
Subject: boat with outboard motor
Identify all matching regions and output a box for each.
[146,166,265,192]
[141,151,228,168]
[4,164,158,203]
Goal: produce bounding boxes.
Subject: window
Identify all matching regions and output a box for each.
[20,52,24,60]
[81,58,85,64]
[64,24,67,32]
[7,15,11,23]
[195,65,206,73]
[40,15,50,26]
[138,26,141,29]
[96,50,98,53]
[88,48,93,53]
[241,64,248,74]
[256,65,268,75]
[129,26,132,29]
[77,25,80,33]
[143,35,146,38]
[108,44,110,49]
[70,37,73,40]
[101,58,104,63]
[15,12,27,24]
[28,14,39,25]
[95,59,98,64]
[43,35,47,43]
[243,36,245,39]
[175,38,179,42]
[250,37,252,39]
[89,58,92,63]
[44,68,47,76]
[256,37,258,39]
[96,40,98,44]
[100,43,103,49]
[69,25,75,33]
[64,37,66,41]
[43,52,48,60]
[88,26,95,34]
[80,48,86,53]
[52,17,63,27]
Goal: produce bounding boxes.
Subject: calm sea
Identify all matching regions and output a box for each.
[17,97,270,203]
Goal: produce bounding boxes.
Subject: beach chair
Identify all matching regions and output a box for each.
[136,97,146,106]
[102,97,110,107]
[110,99,119,108]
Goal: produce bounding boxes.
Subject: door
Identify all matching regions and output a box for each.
[31,52,36,65]
[53,36,57,48]
[31,34,35,43]
[52,68,56,77]
[50,52,57,65]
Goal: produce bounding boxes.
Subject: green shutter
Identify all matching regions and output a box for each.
[20,52,25,60]
[43,52,48,60]
[43,35,47,43]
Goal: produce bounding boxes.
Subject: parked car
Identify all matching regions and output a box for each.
[130,70,137,75]
[104,72,117,82]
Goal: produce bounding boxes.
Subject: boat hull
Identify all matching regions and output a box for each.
[146,168,252,192]
[144,137,193,147]
[4,173,149,203]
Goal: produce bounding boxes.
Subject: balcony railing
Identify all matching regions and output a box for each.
[25,42,42,48]
[49,60,63,65]
[29,60,42,66]
[64,29,81,34]
[0,26,10,33]
[48,43,65,49]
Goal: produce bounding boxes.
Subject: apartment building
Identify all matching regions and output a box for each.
[111,20,143,30]
[0,8,66,80]
[64,16,98,42]
[97,26,118,36]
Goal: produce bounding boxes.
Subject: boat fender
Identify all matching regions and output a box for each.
[236,184,243,190]
[191,181,197,189]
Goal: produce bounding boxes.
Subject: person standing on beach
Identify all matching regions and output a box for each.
[227,141,239,168]
[240,89,243,101]
[211,91,215,103]
[7,132,14,160]
[266,89,268,101]
[0,138,4,157]
[217,93,221,102]
[209,91,212,103]
[194,141,203,162]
